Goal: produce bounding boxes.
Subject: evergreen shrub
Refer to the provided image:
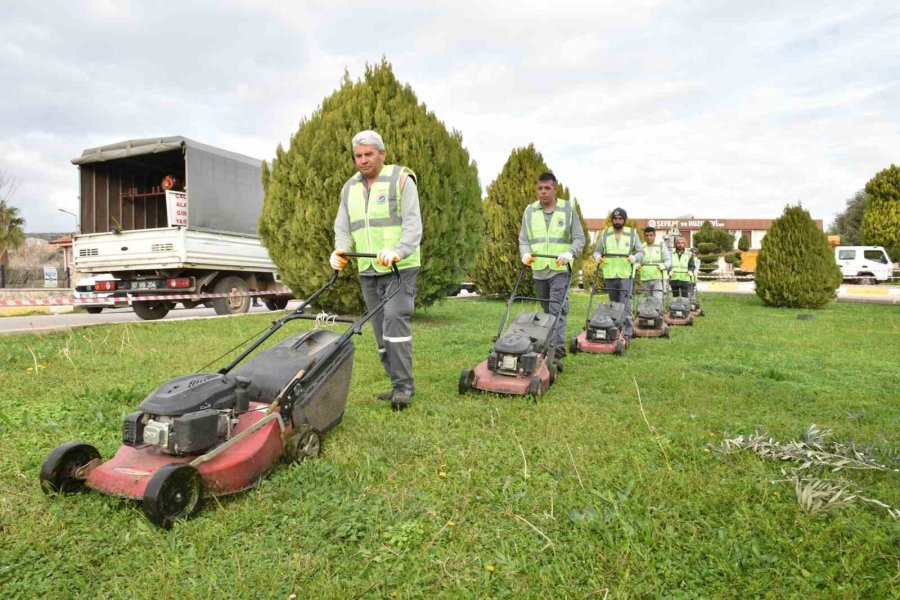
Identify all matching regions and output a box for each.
[259,60,483,313]
[755,205,842,308]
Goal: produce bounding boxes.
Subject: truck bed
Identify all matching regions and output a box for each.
[74,227,278,274]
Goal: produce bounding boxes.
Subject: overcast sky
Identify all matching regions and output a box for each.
[2,0,899,232]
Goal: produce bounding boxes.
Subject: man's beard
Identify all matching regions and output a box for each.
[613,222,623,230]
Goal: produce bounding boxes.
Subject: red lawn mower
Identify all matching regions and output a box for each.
[665,293,694,327]
[632,272,670,339]
[458,255,570,400]
[40,254,399,528]
[570,259,633,356]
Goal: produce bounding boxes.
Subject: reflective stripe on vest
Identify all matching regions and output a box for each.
[640,242,665,281]
[601,226,636,279]
[671,251,692,281]
[525,200,573,271]
[343,164,420,273]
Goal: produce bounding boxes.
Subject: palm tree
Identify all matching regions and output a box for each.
[0,199,26,268]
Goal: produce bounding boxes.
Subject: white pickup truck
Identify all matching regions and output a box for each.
[71,137,291,319]
[835,245,894,284]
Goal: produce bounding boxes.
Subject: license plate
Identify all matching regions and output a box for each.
[130,280,161,290]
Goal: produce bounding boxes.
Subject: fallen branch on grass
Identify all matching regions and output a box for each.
[716,424,898,518]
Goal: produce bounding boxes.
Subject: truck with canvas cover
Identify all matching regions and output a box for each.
[71,137,291,319]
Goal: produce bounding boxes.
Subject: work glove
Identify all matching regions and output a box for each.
[658,263,666,272]
[522,253,536,266]
[627,255,636,264]
[329,249,348,271]
[555,251,573,266]
[377,249,400,267]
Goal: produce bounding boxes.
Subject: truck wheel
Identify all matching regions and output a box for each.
[85,307,103,314]
[212,276,250,316]
[264,298,289,311]
[133,301,171,320]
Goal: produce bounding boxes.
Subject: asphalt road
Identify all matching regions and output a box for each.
[0,300,307,336]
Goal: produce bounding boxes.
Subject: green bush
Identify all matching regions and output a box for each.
[697,242,717,255]
[737,235,750,252]
[861,165,900,262]
[259,60,483,313]
[472,145,589,296]
[755,204,842,308]
[694,221,734,253]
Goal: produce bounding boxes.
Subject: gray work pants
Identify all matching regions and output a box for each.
[535,272,569,350]
[359,268,418,392]
[671,280,691,298]
[606,277,634,339]
[641,278,664,301]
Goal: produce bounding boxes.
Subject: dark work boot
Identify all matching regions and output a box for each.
[376,390,394,401]
[391,387,413,411]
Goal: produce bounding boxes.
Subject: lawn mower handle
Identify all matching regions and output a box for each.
[218,254,400,375]
[496,254,573,341]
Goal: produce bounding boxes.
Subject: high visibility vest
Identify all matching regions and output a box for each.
[343,164,420,273]
[671,251,692,282]
[525,199,574,272]
[640,242,666,281]
[600,226,636,279]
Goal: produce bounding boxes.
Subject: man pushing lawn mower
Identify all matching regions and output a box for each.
[518,172,585,359]
[592,208,643,342]
[331,130,421,411]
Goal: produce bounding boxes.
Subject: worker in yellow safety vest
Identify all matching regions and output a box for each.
[519,172,585,358]
[592,207,644,340]
[330,130,421,411]
[669,237,695,298]
[639,226,671,301]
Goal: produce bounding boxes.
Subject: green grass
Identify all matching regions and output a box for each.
[0,293,898,598]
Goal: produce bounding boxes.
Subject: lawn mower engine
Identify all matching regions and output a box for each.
[636,296,664,329]
[587,301,626,342]
[668,297,691,320]
[487,312,555,376]
[121,329,354,456]
[122,373,245,456]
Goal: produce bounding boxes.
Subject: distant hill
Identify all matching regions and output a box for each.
[25,232,74,242]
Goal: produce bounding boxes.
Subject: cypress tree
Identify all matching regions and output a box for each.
[737,235,750,252]
[259,60,483,313]
[472,145,589,296]
[861,165,900,261]
[829,189,867,246]
[755,204,842,308]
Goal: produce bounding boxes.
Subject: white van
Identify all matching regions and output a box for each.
[835,246,893,283]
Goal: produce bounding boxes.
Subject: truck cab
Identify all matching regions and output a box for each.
[835,246,893,284]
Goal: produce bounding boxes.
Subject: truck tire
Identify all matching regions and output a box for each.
[264,298,289,311]
[212,276,250,316]
[133,301,171,320]
[86,307,103,314]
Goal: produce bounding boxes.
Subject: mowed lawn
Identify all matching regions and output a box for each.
[0,293,897,598]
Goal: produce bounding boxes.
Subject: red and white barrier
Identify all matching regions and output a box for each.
[0,290,290,307]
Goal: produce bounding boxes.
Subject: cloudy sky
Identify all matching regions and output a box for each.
[2,0,899,232]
